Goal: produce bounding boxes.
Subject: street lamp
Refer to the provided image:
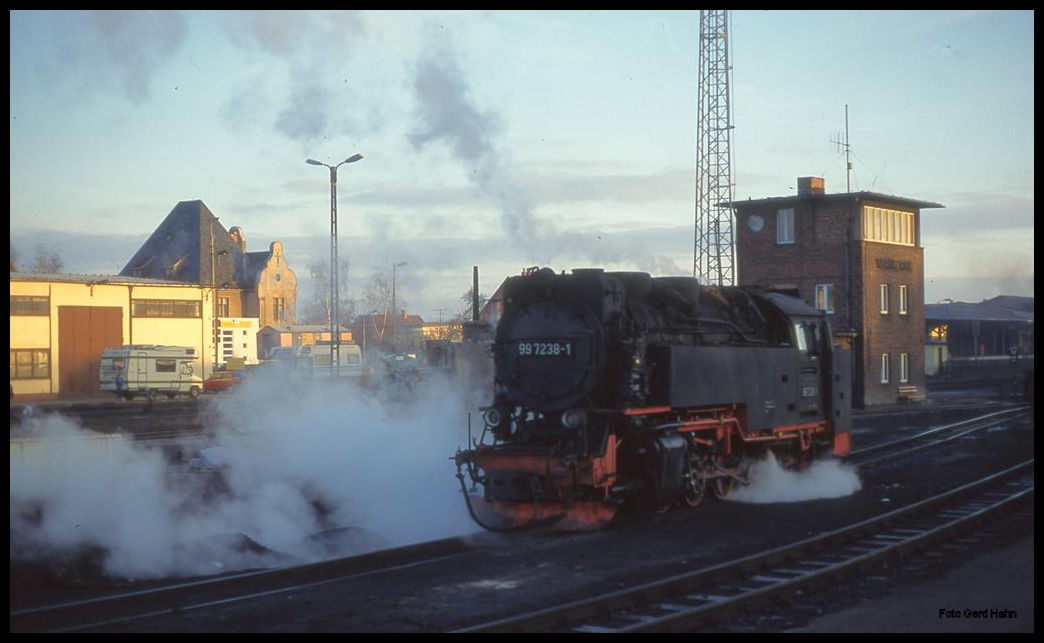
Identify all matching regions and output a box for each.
[209,218,229,378]
[392,261,407,354]
[306,153,363,374]
[360,308,378,358]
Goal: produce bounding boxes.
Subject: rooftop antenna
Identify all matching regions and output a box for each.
[830,104,853,192]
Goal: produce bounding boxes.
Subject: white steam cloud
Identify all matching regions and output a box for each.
[727,452,862,504]
[409,33,542,250]
[407,29,690,273]
[10,372,479,580]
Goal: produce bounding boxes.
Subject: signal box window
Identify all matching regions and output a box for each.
[880,284,890,314]
[777,208,795,244]
[815,284,833,313]
[880,353,890,384]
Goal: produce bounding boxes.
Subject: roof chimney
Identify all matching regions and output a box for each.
[472,265,480,323]
[797,176,825,196]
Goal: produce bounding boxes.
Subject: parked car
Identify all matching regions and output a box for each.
[203,370,246,393]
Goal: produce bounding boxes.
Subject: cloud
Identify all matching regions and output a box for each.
[219,11,370,143]
[52,10,188,104]
[223,10,313,55]
[275,82,333,141]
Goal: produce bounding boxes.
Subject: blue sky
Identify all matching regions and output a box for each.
[10,10,1034,319]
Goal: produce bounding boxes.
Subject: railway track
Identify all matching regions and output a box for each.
[455,460,1033,633]
[845,406,1030,467]
[11,399,216,442]
[9,407,1031,632]
[9,536,481,633]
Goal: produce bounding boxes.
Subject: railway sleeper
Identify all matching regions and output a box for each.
[871,533,910,541]
[689,591,741,603]
[573,624,620,633]
[768,567,819,577]
[657,602,696,613]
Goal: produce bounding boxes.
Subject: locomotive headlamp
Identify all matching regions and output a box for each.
[561,409,587,429]
[484,407,504,428]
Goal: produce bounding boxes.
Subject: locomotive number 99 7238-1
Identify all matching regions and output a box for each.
[516,339,573,358]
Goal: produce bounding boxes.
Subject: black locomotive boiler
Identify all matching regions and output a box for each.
[455,267,852,531]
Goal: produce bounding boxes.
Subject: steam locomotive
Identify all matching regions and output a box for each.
[455,267,851,531]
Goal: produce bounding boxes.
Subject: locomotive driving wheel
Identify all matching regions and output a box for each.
[712,474,734,499]
[680,458,707,507]
[711,456,735,499]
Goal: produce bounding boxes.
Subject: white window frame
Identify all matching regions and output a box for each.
[880,284,890,314]
[881,353,890,384]
[899,353,909,383]
[862,206,915,246]
[776,208,795,245]
[815,284,833,313]
[899,284,908,315]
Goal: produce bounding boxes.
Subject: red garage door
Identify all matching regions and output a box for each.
[58,306,123,398]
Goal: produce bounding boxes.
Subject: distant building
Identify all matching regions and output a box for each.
[350,310,426,355]
[420,321,463,343]
[257,324,353,359]
[925,295,1033,381]
[732,177,944,406]
[121,200,298,330]
[218,317,260,366]
[10,273,212,398]
[10,200,299,399]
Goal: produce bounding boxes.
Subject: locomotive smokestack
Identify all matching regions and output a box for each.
[473,265,480,323]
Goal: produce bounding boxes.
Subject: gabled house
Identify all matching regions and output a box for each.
[120,200,297,330]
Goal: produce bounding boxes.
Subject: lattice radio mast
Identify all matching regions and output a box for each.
[693,9,736,286]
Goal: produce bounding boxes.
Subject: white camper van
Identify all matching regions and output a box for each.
[100,345,204,400]
[269,344,364,379]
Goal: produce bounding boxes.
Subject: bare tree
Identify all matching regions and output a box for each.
[362,267,408,319]
[29,243,63,274]
[359,268,409,352]
[456,285,489,322]
[299,257,355,326]
[10,244,18,272]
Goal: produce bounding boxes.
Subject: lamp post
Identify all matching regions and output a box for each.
[392,261,407,354]
[360,308,378,358]
[209,219,228,377]
[433,308,446,340]
[306,153,363,374]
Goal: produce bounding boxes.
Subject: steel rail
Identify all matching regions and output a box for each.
[455,460,1033,633]
[10,536,480,633]
[846,406,1029,467]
